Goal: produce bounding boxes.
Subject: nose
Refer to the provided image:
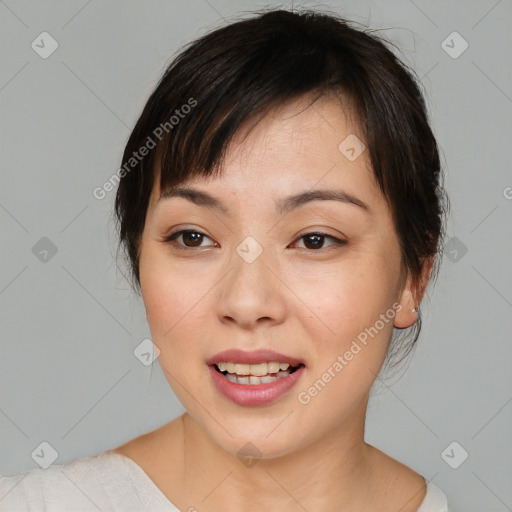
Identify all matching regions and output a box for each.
[216,248,288,330]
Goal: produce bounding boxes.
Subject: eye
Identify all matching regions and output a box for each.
[164,229,218,249]
[291,232,346,251]
[164,229,346,252]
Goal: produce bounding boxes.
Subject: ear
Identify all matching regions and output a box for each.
[393,256,435,329]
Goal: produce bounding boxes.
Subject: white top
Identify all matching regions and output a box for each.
[0,449,449,511]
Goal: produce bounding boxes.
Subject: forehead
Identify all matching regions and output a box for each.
[150,94,382,214]
[225,92,362,160]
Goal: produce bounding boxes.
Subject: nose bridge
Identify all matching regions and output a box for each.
[229,236,275,301]
[216,237,286,327]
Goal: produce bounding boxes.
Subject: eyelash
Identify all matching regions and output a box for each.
[164,229,346,252]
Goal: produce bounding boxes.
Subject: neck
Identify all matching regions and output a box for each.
[177,404,376,511]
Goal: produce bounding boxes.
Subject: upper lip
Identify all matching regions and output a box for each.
[207,349,305,367]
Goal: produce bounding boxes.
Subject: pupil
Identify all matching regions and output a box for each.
[186,232,202,246]
[305,234,323,249]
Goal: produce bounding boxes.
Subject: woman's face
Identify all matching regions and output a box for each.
[138,94,418,459]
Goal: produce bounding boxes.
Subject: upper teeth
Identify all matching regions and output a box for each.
[216,361,294,376]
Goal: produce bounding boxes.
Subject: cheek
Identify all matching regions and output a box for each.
[290,250,402,415]
[292,263,399,423]
[139,247,215,357]
[295,251,399,347]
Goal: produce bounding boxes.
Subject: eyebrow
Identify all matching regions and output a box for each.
[158,186,370,216]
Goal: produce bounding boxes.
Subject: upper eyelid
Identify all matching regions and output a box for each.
[166,229,345,247]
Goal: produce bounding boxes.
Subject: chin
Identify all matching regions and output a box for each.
[217,429,305,462]
[191,409,317,462]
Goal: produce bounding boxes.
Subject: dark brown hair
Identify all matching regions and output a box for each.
[114,8,448,371]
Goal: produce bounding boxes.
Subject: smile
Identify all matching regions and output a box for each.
[214,361,302,385]
[208,362,306,406]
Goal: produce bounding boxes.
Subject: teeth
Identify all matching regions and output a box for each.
[232,363,250,375]
[224,370,291,385]
[267,362,280,373]
[250,363,269,376]
[216,361,294,376]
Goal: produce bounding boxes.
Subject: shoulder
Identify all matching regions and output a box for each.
[111,418,182,474]
[366,445,450,512]
[0,450,144,511]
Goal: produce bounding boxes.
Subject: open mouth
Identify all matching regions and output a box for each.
[212,361,305,385]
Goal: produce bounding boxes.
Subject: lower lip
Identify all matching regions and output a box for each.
[208,364,305,407]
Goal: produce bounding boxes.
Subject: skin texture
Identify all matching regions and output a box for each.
[114,94,433,511]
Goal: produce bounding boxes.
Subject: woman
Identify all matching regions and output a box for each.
[1,8,450,511]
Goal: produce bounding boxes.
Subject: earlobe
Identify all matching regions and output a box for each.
[393,287,419,329]
[393,256,434,329]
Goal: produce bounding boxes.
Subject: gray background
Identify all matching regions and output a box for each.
[1,0,511,510]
